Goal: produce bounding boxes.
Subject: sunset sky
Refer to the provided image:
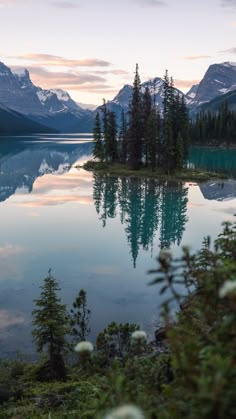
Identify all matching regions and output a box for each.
[1,0,236,104]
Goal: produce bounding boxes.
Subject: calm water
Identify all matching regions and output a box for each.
[0,135,235,357]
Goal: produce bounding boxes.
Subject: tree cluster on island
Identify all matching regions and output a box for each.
[93,65,190,173]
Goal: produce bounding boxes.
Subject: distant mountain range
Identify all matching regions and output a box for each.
[0,103,55,134]
[0,62,93,133]
[0,61,235,134]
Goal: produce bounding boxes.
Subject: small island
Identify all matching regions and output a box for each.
[82,65,229,183]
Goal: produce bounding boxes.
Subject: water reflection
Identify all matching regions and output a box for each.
[93,175,189,267]
[0,140,93,203]
[189,146,236,178]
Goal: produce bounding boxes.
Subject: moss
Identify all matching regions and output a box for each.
[80,160,226,182]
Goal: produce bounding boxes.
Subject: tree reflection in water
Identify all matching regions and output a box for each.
[93,174,189,267]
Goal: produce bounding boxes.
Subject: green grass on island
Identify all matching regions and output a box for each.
[80,160,227,182]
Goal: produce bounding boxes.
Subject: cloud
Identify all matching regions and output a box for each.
[0,244,25,258]
[0,310,25,331]
[219,47,236,54]
[180,55,211,60]
[14,53,111,68]
[51,0,80,8]
[17,194,93,207]
[83,265,120,276]
[92,69,129,76]
[174,79,200,89]
[15,65,113,93]
[221,0,236,8]
[0,0,15,6]
[27,66,107,84]
[136,0,167,6]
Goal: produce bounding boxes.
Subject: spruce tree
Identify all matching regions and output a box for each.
[69,289,91,343]
[107,111,118,162]
[101,99,109,161]
[128,64,143,170]
[32,270,68,380]
[119,109,128,163]
[93,112,104,161]
[143,85,152,166]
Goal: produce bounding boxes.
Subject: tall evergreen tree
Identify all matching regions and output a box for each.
[143,85,152,166]
[101,99,109,161]
[119,109,128,163]
[107,111,118,162]
[93,112,104,161]
[69,289,91,343]
[128,64,143,170]
[32,270,68,380]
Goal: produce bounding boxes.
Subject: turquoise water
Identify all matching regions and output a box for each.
[0,136,235,357]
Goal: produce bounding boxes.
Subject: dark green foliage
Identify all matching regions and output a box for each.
[128,63,143,169]
[161,71,189,173]
[191,101,236,145]
[143,85,153,166]
[93,112,104,161]
[93,65,190,173]
[32,270,68,380]
[69,289,91,343]
[107,111,118,162]
[96,321,140,361]
[149,222,236,418]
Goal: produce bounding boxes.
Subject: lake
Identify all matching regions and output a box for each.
[0,135,235,358]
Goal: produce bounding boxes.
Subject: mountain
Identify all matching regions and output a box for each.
[0,141,93,203]
[110,77,183,110]
[0,62,93,132]
[194,89,236,114]
[186,62,236,110]
[0,103,54,134]
[92,77,184,126]
[199,180,236,202]
[77,102,97,111]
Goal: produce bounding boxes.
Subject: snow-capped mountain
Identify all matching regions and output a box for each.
[199,180,236,202]
[110,77,183,110]
[0,141,93,203]
[186,62,236,109]
[92,77,184,125]
[77,102,97,111]
[0,62,92,132]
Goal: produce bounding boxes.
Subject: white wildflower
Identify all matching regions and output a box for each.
[104,404,145,419]
[131,330,147,341]
[219,280,236,298]
[74,341,94,353]
[159,249,172,262]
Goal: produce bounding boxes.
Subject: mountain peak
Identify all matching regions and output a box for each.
[13,67,30,78]
[221,61,236,68]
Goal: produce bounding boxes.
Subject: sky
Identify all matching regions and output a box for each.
[0,0,236,105]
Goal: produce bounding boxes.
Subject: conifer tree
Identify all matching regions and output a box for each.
[32,270,68,380]
[128,64,143,170]
[69,289,91,343]
[119,109,128,163]
[93,112,104,161]
[143,85,152,166]
[107,111,118,162]
[101,99,109,161]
